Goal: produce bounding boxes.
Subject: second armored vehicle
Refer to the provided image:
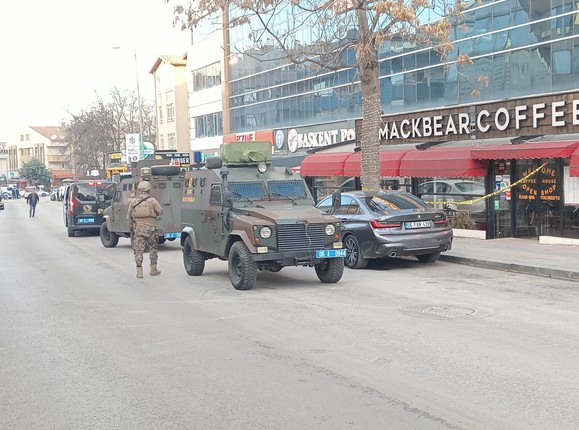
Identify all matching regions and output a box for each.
[180,141,345,290]
[99,163,185,248]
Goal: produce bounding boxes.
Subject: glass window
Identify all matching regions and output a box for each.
[268,180,308,199]
[209,184,222,205]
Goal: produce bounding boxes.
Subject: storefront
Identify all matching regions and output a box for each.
[300,93,579,241]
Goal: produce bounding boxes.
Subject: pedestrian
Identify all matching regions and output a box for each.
[127,180,163,279]
[25,188,39,217]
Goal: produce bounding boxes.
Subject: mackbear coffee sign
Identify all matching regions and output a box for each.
[379,100,579,140]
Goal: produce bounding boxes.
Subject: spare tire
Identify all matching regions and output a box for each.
[150,165,182,176]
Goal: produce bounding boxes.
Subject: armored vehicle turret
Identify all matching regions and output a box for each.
[180,141,345,290]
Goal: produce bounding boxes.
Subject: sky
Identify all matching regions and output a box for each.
[0,0,191,142]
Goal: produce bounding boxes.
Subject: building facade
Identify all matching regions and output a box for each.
[150,55,190,153]
[6,125,73,185]
[206,0,579,241]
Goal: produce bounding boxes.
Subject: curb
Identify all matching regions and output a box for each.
[439,255,579,282]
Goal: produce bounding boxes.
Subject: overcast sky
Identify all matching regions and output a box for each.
[0,0,191,142]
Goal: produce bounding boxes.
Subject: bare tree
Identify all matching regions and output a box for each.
[170,0,473,190]
[66,88,155,177]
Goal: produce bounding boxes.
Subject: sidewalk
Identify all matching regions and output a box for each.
[440,237,579,281]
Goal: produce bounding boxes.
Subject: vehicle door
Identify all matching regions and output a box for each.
[62,185,72,225]
[205,183,225,252]
[111,184,130,232]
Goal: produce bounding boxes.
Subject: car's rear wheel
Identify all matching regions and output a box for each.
[416,251,441,263]
[183,236,205,276]
[100,223,119,248]
[67,219,75,237]
[228,242,257,290]
[343,234,369,269]
[315,258,344,283]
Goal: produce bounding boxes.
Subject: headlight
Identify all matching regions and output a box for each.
[325,224,336,236]
[260,226,272,239]
[257,163,268,173]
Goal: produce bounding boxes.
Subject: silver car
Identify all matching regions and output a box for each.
[417,180,486,220]
[316,190,453,269]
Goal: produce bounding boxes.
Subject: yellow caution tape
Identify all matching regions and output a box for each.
[422,162,548,207]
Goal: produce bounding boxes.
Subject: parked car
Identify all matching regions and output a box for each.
[316,190,453,269]
[63,181,116,237]
[1,187,13,199]
[416,180,486,220]
[50,188,59,201]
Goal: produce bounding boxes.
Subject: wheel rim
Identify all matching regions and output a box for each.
[231,254,242,283]
[344,236,359,267]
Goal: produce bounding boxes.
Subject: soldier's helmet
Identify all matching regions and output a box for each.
[137,181,151,192]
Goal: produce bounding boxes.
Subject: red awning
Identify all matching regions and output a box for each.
[472,141,579,160]
[399,145,488,178]
[343,148,412,177]
[571,147,579,176]
[300,152,352,176]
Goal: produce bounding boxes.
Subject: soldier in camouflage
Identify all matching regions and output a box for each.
[127,180,163,278]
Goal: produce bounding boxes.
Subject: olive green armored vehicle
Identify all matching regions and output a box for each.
[180,141,345,290]
[99,163,185,248]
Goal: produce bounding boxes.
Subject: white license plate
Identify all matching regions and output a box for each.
[78,218,94,224]
[316,249,347,258]
[164,232,180,239]
[405,221,431,229]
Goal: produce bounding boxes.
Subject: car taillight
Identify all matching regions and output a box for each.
[433,217,450,225]
[69,199,74,215]
[370,219,402,229]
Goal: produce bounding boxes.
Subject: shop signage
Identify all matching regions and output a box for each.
[497,160,507,174]
[518,164,561,202]
[236,132,255,142]
[275,124,356,154]
[379,100,579,140]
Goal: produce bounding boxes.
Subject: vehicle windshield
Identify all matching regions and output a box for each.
[75,183,115,201]
[268,180,308,199]
[229,182,267,201]
[366,193,430,214]
[455,182,485,193]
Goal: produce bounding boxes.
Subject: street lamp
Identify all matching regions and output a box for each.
[112,47,144,143]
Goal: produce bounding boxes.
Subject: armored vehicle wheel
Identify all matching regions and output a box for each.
[343,234,369,269]
[315,258,344,283]
[416,251,441,263]
[100,223,119,248]
[228,242,257,290]
[183,236,205,276]
[158,237,167,245]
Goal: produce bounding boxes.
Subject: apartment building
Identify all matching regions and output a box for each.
[7,125,72,183]
[150,55,189,153]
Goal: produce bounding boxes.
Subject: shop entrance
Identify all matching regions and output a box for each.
[490,159,563,239]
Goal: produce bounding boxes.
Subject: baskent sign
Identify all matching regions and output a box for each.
[275,123,356,154]
[379,100,579,140]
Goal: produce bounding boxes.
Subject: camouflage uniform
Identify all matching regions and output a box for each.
[128,181,163,278]
[133,224,159,267]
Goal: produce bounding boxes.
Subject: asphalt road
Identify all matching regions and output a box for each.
[1,197,578,429]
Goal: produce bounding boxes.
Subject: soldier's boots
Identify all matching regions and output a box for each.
[136,266,143,279]
[150,265,161,276]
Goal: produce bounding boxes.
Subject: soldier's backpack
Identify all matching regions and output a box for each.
[132,197,153,218]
